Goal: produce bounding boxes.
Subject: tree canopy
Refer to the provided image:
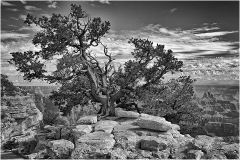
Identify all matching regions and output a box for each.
[9,4,188,117]
[1,74,20,97]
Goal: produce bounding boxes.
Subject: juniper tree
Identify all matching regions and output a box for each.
[9,4,183,117]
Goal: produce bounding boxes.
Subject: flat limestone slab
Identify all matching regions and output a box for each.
[137,115,172,131]
[77,115,97,124]
[76,132,115,149]
[94,120,119,133]
[115,108,140,118]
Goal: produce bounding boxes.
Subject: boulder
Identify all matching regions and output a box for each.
[137,115,173,131]
[110,148,130,159]
[114,131,140,150]
[187,150,204,160]
[75,125,92,134]
[193,135,215,152]
[76,132,115,149]
[54,116,70,126]
[152,150,171,159]
[72,125,92,141]
[221,143,239,159]
[139,150,154,159]
[77,115,97,124]
[157,132,178,147]
[44,125,60,132]
[140,136,168,151]
[171,124,180,130]
[34,149,48,159]
[56,127,72,140]
[115,108,140,118]
[167,129,184,138]
[113,120,140,133]
[46,139,74,159]
[71,143,111,159]
[94,120,118,133]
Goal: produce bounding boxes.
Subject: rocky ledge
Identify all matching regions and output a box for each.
[20,108,239,159]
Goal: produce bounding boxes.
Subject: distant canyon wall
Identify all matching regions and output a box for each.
[193,85,239,137]
[18,86,59,112]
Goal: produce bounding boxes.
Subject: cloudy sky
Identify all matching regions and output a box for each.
[1,0,239,86]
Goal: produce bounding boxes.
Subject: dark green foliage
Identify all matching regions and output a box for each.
[139,76,204,135]
[2,138,19,150]
[1,74,19,97]
[19,139,37,155]
[49,76,90,116]
[54,115,70,126]
[42,109,70,126]
[140,76,197,119]
[223,136,239,143]
[42,110,60,125]
[8,4,184,116]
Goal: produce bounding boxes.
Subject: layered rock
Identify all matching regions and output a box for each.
[4,96,40,119]
[77,115,98,124]
[1,96,43,143]
[75,132,115,149]
[115,108,140,118]
[140,136,168,151]
[94,120,118,133]
[46,139,74,159]
[24,110,240,159]
[137,114,179,131]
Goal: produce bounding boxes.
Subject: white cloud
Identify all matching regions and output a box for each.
[170,8,177,13]
[178,57,239,81]
[90,23,238,62]
[1,1,15,6]
[10,17,19,20]
[99,0,110,4]
[19,14,27,20]
[20,0,27,4]
[8,24,18,27]
[1,39,55,86]
[47,0,58,8]
[18,25,42,32]
[1,22,238,84]
[195,31,238,37]
[192,26,220,33]
[1,31,30,40]
[7,8,19,11]
[25,5,42,11]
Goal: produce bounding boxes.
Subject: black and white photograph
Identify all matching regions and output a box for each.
[1,0,239,159]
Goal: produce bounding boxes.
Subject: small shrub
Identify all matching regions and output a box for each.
[19,139,38,155]
[43,110,60,125]
[54,116,70,126]
[2,138,19,150]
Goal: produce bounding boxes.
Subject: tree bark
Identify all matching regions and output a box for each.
[97,98,116,116]
[109,100,116,116]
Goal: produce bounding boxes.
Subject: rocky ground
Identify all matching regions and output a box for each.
[1,150,24,160]
[8,108,239,159]
[1,96,239,159]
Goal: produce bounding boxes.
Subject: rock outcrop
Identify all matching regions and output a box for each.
[46,139,74,159]
[77,115,98,124]
[1,96,43,143]
[115,108,140,118]
[137,114,179,131]
[15,112,239,159]
[94,120,118,133]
